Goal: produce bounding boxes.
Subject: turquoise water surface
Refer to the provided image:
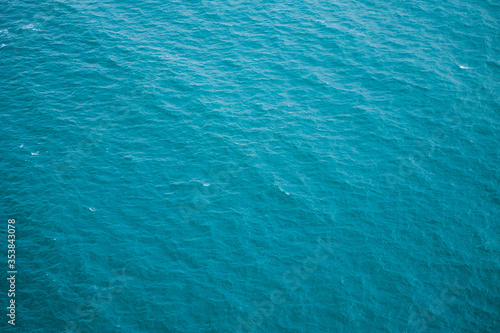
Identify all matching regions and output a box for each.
[1,0,499,332]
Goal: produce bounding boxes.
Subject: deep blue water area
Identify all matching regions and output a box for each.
[1,0,499,332]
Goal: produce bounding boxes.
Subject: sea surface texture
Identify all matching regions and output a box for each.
[1,0,499,332]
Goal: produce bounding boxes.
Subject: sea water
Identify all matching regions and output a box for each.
[1,0,498,332]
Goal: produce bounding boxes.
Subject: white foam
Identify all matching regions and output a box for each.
[89,207,96,212]
[277,185,290,195]
[459,65,471,69]
[31,151,39,155]
[21,24,40,31]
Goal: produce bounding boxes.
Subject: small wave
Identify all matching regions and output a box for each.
[277,185,290,195]
[31,151,39,155]
[0,29,8,35]
[89,207,96,212]
[459,65,471,69]
[22,24,40,31]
